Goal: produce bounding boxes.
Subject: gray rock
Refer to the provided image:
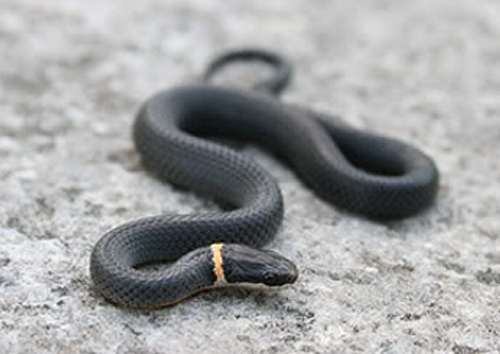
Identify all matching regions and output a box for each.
[1,0,499,353]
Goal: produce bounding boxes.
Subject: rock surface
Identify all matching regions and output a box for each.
[1,0,499,353]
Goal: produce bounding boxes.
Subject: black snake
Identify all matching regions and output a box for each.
[90,49,439,309]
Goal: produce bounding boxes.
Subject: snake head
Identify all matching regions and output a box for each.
[222,244,298,286]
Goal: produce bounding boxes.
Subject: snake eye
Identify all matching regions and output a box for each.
[263,272,279,285]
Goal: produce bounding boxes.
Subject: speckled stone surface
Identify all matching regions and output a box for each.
[0,0,499,353]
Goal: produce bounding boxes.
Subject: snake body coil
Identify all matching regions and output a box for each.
[90,50,439,309]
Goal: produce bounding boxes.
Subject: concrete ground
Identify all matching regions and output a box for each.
[0,0,499,353]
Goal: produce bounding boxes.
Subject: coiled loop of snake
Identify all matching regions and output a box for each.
[90,49,439,309]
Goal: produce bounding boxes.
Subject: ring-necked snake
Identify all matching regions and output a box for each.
[90,49,439,309]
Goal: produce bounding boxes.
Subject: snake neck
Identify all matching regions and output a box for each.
[210,243,227,286]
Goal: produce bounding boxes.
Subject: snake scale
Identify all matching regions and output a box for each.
[90,49,439,309]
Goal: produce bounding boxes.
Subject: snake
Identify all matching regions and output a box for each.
[90,49,439,309]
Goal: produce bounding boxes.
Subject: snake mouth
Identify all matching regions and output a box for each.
[287,263,299,284]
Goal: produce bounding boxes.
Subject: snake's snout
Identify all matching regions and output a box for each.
[266,258,298,286]
[261,252,298,286]
[223,244,298,287]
